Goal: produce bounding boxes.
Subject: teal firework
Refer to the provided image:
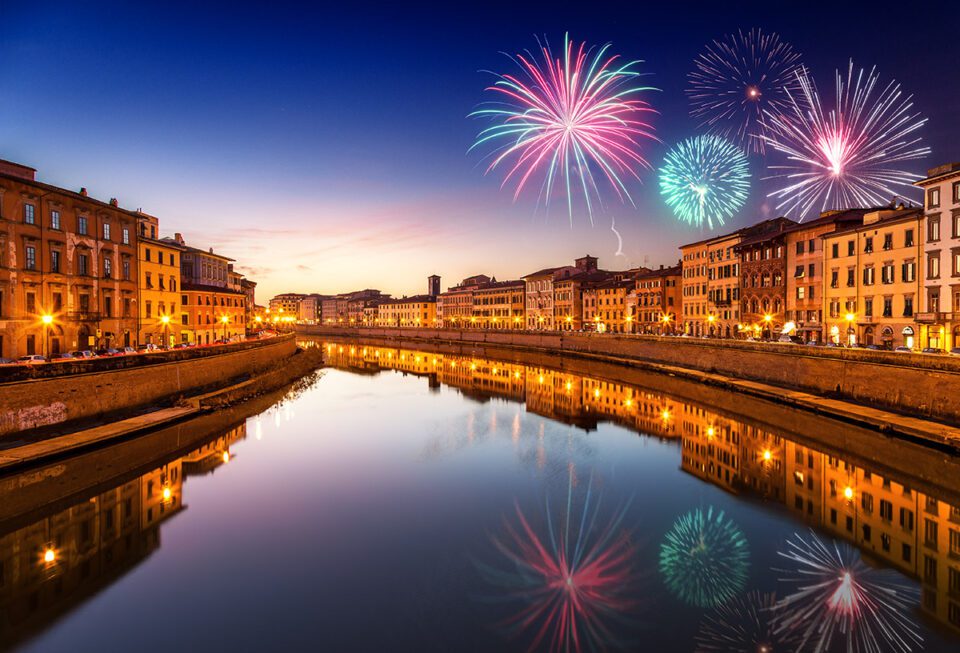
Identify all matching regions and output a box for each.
[659,506,749,608]
[658,135,750,229]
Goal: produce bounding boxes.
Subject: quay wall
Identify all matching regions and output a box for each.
[0,335,297,437]
[299,327,960,423]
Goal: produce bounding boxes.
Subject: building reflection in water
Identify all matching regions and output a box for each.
[321,341,960,638]
[0,425,246,649]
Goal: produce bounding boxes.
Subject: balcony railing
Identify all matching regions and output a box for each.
[915,312,952,323]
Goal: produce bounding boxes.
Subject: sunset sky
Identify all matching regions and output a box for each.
[2,1,957,301]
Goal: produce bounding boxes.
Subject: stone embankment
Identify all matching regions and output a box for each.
[298,326,960,424]
[0,334,307,438]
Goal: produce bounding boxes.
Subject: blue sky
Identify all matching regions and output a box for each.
[2,1,956,300]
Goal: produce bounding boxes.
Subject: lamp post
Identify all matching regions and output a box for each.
[845,312,856,346]
[41,314,53,358]
[707,314,716,337]
[160,314,170,349]
[221,315,229,341]
[763,314,773,340]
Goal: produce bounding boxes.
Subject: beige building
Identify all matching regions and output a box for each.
[137,213,184,347]
[437,275,490,327]
[377,295,436,327]
[914,163,960,350]
[472,279,524,328]
[523,255,598,330]
[822,207,923,348]
[680,240,709,336]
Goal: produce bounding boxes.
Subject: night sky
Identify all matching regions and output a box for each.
[2,1,957,300]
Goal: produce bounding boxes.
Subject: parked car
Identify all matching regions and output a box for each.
[921,347,944,355]
[69,350,96,359]
[173,343,194,349]
[949,347,960,357]
[48,352,76,361]
[121,346,138,355]
[893,346,913,353]
[18,354,47,364]
[138,344,160,353]
[862,344,882,351]
[777,335,804,344]
[0,357,16,365]
[824,342,845,348]
[96,348,121,357]
[805,340,821,347]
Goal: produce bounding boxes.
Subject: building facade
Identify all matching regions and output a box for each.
[822,207,923,348]
[137,214,183,346]
[377,295,437,327]
[914,163,960,350]
[628,263,682,334]
[680,240,709,337]
[472,279,524,328]
[0,159,139,357]
[736,218,796,339]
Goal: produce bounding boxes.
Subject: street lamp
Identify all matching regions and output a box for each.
[41,314,53,358]
[160,314,170,349]
[221,315,229,341]
[845,312,856,346]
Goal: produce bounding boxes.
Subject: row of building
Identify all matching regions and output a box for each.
[321,343,960,635]
[280,162,960,350]
[0,159,259,358]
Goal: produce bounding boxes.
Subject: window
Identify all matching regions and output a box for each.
[880,499,893,521]
[951,529,960,557]
[103,223,111,240]
[794,265,804,278]
[905,229,914,247]
[883,297,893,318]
[925,518,939,548]
[51,210,61,230]
[25,246,36,270]
[864,297,873,317]
[145,248,151,262]
[796,241,804,254]
[955,250,960,277]
[883,233,893,250]
[26,292,36,314]
[864,237,873,253]
[104,257,112,279]
[881,264,895,284]
[24,204,35,224]
[145,272,153,288]
[929,254,941,279]
[146,301,152,318]
[103,296,113,318]
[122,227,129,245]
[847,240,855,256]
[928,187,940,208]
[904,296,914,317]
[51,250,60,273]
[79,294,89,312]
[831,243,839,258]
[903,261,916,282]
[831,269,839,288]
[796,287,805,300]
[954,181,960,204]
[863,267,875,286]
[900,507,915,531]
[808,263,815,278]
[53,293,62,312]
[78,254,89,276]
[78,215,88,235]
[122,259,130,280]
[929,218,941,242]
[846,269,855,287]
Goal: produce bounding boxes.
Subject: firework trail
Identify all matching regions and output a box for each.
[762,60,929,219]
[478,466,643,652]
[772,531,922,653]
[659,135,751,230]
[687,28,804,155]
[610,216,631,266]
[471,33,658,226]
[695,590,800,652]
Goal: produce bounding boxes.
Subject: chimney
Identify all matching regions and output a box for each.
[209,247,214,254]
[109,198,118,207]
[174,232,185,245]
[79,187,88,196]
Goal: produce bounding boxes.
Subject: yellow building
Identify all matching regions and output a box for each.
[589,278,634,333]
[472,279,524,329]
[137,214,183,346]
[377,295,436,327]
[680,240,709,336]
[822,207,923,348]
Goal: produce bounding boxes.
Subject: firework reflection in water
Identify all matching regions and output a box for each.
[695,590,800,653]
[659,506,750,608]
[478,464,643,652]
[772,531,922,653]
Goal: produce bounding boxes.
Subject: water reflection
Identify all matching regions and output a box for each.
[319,340,960,646]
[0,426,244,650]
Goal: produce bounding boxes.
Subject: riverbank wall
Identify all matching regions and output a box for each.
[0,334,297,437]
[298,327,960,423]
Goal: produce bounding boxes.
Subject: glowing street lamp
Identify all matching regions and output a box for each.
[160,314,171,348]
[221,315,230,341]
[40,313,54,358]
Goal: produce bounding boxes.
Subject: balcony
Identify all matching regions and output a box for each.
[914,312,952,324]
[66,311,101,321]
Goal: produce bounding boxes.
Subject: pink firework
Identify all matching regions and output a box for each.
[762,61,929,219]
[480,470,641,652]
[471,33,658,225]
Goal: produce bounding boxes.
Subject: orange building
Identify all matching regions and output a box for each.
[180,283,246,344]
[628,263,682,334]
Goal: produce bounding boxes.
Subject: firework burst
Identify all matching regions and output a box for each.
[687,28,804,155]
[479,467,642,652]
[659,506,749,608]
[659,135,750,229]
[762,61,930,219]
[695,590,800,653]
[470,33,658,225]
[772,531,922,653]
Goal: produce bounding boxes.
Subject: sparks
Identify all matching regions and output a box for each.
[470,33,658,225]
[687,28,804,155]
[762,61,930,219]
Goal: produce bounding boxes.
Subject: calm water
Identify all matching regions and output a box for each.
[2,339,960,652]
